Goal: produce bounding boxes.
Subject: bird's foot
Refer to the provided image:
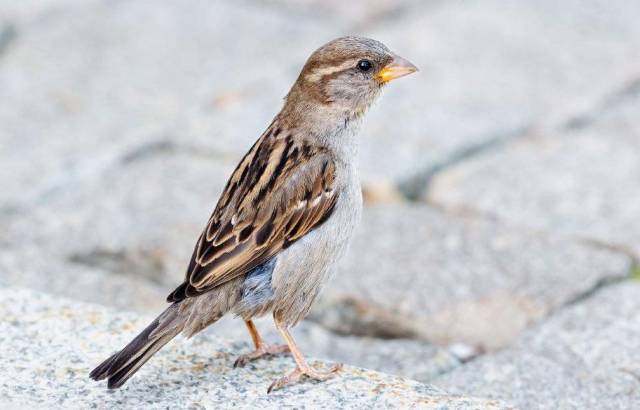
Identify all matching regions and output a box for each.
[267,362,343,393]
[233,344,290,368]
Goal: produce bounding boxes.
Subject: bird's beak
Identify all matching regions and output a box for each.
[376,54,418,83]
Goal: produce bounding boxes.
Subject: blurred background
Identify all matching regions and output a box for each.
[1,0,639,407]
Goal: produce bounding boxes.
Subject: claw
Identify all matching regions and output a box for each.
[233,343,290,368]
[267,363,343,393]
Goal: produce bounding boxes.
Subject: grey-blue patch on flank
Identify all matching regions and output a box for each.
[238,257,276,316]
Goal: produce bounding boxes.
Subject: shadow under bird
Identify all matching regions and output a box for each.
[90,36,417,393]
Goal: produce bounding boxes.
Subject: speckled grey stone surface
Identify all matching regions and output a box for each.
[0,235,461,385]
[434,282,640,410]
[212,315,461,383]
[0,288,510,409]
[312,205,631,349]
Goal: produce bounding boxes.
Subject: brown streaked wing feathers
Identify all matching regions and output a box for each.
[167,127,339,303]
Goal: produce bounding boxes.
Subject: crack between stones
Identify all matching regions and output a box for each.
[576,238,639,267]
[561,273,631,310]
[431,204,639,311]
[415,197,639,300]
[398,124,533,201]
[0,24,18,59]
[5,137,238,219]
[25,139,236,207]
[562,75,640,132]
[557,239,639,310]
[119,138,239,166]
[399,73,640,205]
[425,247,639,381]
[67,247,174,286]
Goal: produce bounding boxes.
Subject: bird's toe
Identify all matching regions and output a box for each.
[233,344,290,368]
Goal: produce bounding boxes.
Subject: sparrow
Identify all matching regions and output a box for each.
[90,36,417,393]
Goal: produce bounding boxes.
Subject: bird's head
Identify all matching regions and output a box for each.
[284,36,418,121]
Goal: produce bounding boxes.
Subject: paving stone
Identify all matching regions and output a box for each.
[4,156,631,350]
[427,90,640,258]
[1,149,462,382]
[435,282,640,410]
[0,249,460,385]
[0,0,335,211]
[310,205,631,350]
[6,0,640,211]
[355,0,640,192]
[0,287,510,409]
[213,315,460,383]
[1,151,235,312]
[0,237,460,383]
[0,246,170,314]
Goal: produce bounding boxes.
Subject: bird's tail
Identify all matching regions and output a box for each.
[89,303,185,389]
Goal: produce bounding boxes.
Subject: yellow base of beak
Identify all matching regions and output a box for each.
[377,54,418,83]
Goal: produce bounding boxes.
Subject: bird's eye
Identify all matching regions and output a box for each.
[357,59,373,72]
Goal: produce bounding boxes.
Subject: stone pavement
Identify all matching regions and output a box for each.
[428,87,640,259]
[435,282,640,410]
[313,205,630,351]
[0,288,510,409]
[1,0,639,408]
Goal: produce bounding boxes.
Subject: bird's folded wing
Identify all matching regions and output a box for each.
[167,134,338,302]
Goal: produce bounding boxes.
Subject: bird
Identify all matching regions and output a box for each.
[89,36,417,393]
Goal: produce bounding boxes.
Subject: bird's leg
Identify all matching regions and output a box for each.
[267,317,342,393]
[233,319,290,368]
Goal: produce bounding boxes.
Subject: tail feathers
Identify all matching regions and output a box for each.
[90,303,184,389]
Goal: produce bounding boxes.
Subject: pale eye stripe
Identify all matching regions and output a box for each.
[305,58,361,82]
